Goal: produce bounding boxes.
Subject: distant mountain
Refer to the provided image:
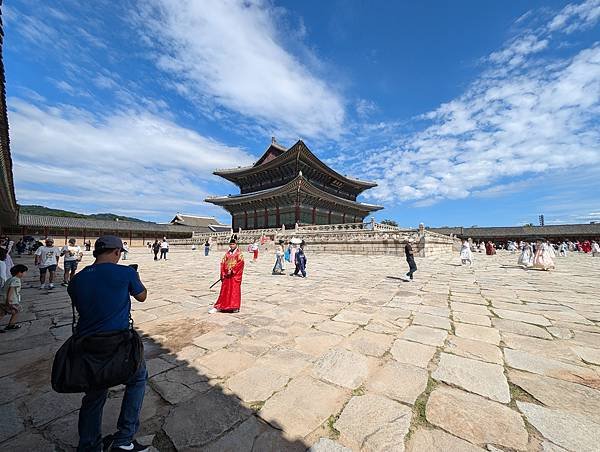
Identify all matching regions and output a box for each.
[19,205,148,223]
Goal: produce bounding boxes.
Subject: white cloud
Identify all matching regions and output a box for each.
[350,3,600,208]
[548,0,600,34]
[135,0,345,140]
[9,98,254,220]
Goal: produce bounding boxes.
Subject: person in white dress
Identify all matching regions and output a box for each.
[592,241,600,257]
[518,242,534,268]
[460,240,473,265]
[533,239,555,270]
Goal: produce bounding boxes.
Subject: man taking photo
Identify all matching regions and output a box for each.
[67,235,148,452]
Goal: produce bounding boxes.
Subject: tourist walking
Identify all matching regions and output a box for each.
[35,238,61,290]
[559,241,568,256]
[0,248,8,286]
[15,238,26,257]
[61,238,83,287]
[591,241,600,257]
[533,239,555,270]
[0,264,28,332]
[292,241,307,277]
[67,236,148,452]
[272,240,285,275]
[159,238,169,260]
[460,240,473,265]
[0,237,14,275]
[403,240,417,281]
[209,238,244,314]
[122,242,129,260]
[518,242,534,268]
[152,240,160,261]
[251,241,259,262]
[204,240,210,256]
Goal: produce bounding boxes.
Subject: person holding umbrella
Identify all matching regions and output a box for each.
[209,238,244,313]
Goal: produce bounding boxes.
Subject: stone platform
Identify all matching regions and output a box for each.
[1,249,599,451]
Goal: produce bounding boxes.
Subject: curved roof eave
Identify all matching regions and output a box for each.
[213,140,378,190]
[205,175,383,212]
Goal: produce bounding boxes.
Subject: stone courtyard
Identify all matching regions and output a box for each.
[1,248,599,451]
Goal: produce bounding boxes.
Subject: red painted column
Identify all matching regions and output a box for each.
[328,210,332,224]
[295,204,300,225]
[276,206,280,228]
[264,207,268,227]
[342,213,346,223]
[244,211,248,229]
[312,207,316,224]
[254,209,258,229]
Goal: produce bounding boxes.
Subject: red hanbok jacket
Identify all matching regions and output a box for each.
[214,248,244,311]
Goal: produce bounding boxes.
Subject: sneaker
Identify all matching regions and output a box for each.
[110,440,149,452]
[48,283,55,289]
[61,282,69,287]
[39,284,47,290]
[208,307,218,314]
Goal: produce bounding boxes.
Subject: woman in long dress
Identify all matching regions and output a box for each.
[533,239,555,270]
[518,242,534,268]
[460,240,473,265]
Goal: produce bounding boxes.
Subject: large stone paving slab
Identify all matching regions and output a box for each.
[6,250,600,450]
[259,376,347,439]
[426,386,528,450]
[432,353,510,402]
[334,394,412,450]
[518,402,600,452]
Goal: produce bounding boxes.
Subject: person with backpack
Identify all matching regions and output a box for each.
[151,240,160,261]
[67,236,148,451]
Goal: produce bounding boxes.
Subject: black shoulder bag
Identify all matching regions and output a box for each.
[51,301,144,393]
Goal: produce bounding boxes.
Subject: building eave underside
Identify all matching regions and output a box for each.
[205,176,383,213]
[0,11,18,226]
[214,141,377,190]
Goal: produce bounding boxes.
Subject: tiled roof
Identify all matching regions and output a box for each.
[429,224,600,239]
[19,214,196,233]
[171,214,228,229]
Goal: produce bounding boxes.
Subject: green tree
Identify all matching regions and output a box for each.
[381,219,398,227]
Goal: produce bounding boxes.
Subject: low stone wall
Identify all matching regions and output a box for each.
[171,226,455,258]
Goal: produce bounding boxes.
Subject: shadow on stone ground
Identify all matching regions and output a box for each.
[0,255,307,451]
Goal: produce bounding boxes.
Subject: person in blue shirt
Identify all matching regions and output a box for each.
[68,235,149,452]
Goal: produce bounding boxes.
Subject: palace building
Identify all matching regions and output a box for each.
[206,139,383,230]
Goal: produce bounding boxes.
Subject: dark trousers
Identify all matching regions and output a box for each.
[153,250,159,260]
[294,262,306,277]
[159,249,168,259]
[77,362,147,451]
[406,257,417,280]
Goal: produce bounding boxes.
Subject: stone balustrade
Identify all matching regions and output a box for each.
[173,221,453,257]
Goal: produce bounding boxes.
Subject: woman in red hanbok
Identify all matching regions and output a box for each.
[209,239,244,313]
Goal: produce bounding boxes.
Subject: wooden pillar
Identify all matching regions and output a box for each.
[328,210,332,224]
[129,230,132,246]
[342,213,346,224]
[312,207,316,224]
[254,209,258,229]
[64,228,68,245]
[264,207,268,227]
[276,206,280,228]
[244,211,248,229]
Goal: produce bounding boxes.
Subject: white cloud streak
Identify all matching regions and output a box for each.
[135,0,345,140]
[352,1,600,208]
[9,99,254,219]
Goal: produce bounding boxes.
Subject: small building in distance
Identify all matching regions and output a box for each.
[170,213,231,233]
[206,139,383,230]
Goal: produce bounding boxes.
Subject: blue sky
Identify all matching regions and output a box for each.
[4,0,600,227]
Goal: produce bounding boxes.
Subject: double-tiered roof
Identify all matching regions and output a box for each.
[206,139,382,230]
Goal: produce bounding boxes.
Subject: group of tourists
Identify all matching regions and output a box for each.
[149,238,169,260]
[271,239,307,277]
